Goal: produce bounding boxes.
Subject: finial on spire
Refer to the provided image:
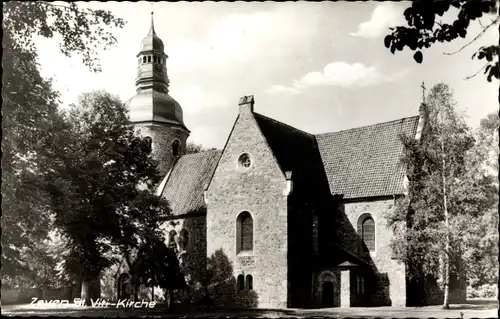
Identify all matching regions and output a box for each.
[150,10,155,33]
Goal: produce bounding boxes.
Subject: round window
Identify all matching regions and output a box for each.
[238,153,252,169]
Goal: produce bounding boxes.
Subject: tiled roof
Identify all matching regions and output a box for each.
[315,116,420,199]
[160,150,222,216]
[253,113,331,193]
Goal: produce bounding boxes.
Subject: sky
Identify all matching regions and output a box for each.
[35,1,499,149]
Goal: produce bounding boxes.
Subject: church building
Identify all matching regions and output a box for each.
[115,14,465,309]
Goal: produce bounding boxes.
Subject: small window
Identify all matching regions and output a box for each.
[143,56,147,63]
[237,275,244,291]
[159,58,162,64]
[238,153,252,169]
[147,56,151,63]
[172,140,180,157]
[246,275,253,290]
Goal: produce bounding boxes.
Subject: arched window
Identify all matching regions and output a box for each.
[358,215,375,252]
[312,215,319,253]
[159,58,162,64]
[246,275,253,290]
[237,275,244,291]
[236,212,253,253]
[172,140,180,157]
[168,230,178,253]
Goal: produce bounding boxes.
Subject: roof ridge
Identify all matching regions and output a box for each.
[254,112,314,139]
[315,115,420,137]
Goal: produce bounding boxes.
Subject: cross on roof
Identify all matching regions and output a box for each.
[421,81,426,104]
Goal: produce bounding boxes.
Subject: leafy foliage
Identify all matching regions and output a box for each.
[186,142,217,154]
[3,1,125,72]
[2,26,63,286]
[384,0,499,81]
[467,283,498,298]
[130,237,186,292]
[474,112,500,174]
[47,91,171,285]
[464,112,499,288]
[386,83,498,297]
[2,1,125,286]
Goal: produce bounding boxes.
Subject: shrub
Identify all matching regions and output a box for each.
[467,284,498,299]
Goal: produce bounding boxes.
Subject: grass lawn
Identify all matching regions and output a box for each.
[1,299,497,318]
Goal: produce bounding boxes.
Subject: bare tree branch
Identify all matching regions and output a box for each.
[39,2,108,17]
[464,63,488,80]
[478,18,484,29]
[443,16,500,56]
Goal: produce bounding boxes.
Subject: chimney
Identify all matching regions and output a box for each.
[239,95,254,115]
[283,171,293,196]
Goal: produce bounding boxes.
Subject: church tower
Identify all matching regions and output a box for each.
[125,12,190,176]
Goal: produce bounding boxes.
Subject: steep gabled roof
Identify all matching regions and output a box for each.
[253,113,331,193]
[315,116,420,199]
[253,113,314,173]
[160,150,222,216]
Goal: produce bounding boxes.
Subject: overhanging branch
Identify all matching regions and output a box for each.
[443,17,500,56]
[464,63,488,80]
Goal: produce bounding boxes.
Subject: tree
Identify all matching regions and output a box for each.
[386,83,496,308]
[384,0,499,82]
[1,35,59,286]
[2,1,124,285]
[474,112,500,175]
[47,91,171,305]
[129,237,186,307]
[186,143,204,154]
[463,112,499,289]
[186,142,217,154]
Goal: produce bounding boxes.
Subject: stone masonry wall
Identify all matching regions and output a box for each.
[134,123,189,176]
[344,198,406,307]
[206,108,288,309]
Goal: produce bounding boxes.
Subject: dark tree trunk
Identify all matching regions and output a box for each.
[81,276,100,306]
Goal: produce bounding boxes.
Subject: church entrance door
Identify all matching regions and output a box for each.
[322,281,334,307]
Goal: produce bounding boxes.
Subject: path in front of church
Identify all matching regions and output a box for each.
[1,299,497,318]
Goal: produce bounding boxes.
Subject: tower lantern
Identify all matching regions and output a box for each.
[125,12,190,176]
